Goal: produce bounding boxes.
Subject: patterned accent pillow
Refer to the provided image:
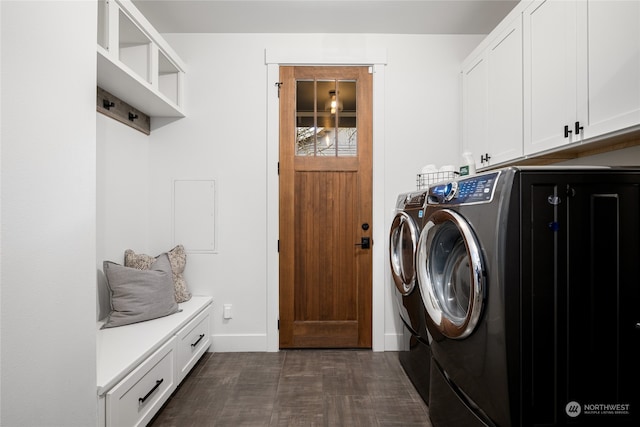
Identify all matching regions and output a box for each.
[124,245,192,303]
[124,249,155,270]
[166,245,192,303]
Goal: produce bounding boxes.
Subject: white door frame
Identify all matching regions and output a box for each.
[265,48,388,351]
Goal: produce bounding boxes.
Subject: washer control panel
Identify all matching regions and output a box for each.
[428,172,499,205]
[404,190,428,208]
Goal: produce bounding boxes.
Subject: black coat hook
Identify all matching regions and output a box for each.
[128,112,138,121]
[103,99,115,110]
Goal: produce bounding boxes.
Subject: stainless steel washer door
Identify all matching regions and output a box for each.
[417,209,484,339]
[389,211,420,295]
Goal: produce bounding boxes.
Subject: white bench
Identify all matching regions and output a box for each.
[97,295,213,427]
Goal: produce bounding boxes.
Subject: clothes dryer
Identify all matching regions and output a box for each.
[389,189,431,404]
[417,167,640,427]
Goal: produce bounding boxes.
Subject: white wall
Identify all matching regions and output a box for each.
[142,33,482,351]
[0,1,3,420]
[96,114,150,320]
[0,1,97,425]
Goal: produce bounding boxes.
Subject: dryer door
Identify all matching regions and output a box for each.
[417,209,485,339]
[389,211,420,295]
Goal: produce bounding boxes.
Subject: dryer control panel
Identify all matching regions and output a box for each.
[404,190,428,208]
[428,172,499,205]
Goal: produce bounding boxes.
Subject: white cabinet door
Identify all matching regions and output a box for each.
[579,0,640,139]
[462,54,488,171]
[176,305,211,383]
[463,14,524,170]
[106,337,177,427]
[524,0,578,155]
[487,16,524,165]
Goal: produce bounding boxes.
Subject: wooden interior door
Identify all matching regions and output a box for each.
[279,66,373,348]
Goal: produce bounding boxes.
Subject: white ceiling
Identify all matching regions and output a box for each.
[132,0,519,34]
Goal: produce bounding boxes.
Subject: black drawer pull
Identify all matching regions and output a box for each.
[191,334,205,348]
[139,379,163,405]
[564,125,572,138]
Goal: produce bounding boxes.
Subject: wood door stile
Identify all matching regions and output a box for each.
[279,66,296,348]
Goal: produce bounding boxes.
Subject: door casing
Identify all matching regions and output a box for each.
[265,51,387,352]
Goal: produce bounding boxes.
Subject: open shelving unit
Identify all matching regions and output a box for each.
[97,0,186,118]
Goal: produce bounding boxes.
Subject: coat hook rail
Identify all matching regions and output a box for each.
[97,87,150,135]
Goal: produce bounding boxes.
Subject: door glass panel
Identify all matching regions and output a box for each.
[296,80,316,155]
[317,80,335,156]
[337,80,357,156]
[296,79,357,157]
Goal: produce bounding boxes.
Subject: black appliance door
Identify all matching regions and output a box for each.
[389,211,420,295]
[417,209,485,339]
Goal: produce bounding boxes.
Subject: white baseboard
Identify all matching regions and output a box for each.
[208,333,405,352]
[384,333,404,351]
[209,334,269,352]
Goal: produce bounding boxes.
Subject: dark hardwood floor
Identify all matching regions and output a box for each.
[149,350,431,426]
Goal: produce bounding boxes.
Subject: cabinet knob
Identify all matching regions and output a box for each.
[575,121,583,136]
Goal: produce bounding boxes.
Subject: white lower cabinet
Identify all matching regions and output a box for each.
[97,296,213,427]
[176,307,211,383]
[106,337,177,427]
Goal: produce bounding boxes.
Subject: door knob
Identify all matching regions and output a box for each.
[355,237,371,249]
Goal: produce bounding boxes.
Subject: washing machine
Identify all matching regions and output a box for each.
[389,189,431,405]
[416,167,640,427]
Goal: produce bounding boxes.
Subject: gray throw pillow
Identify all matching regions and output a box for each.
[102,253,180,328]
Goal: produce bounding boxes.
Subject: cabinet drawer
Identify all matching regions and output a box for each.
[176,305,211,383]
[106,337,176,427]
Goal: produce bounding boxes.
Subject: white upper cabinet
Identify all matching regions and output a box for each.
[97,0,186,118]
[578,0,640,140]
[523,0,578,155]
[462,54,488,170]
[523,0,640,156]
[463,13,523,170]
[486,17,524,166]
